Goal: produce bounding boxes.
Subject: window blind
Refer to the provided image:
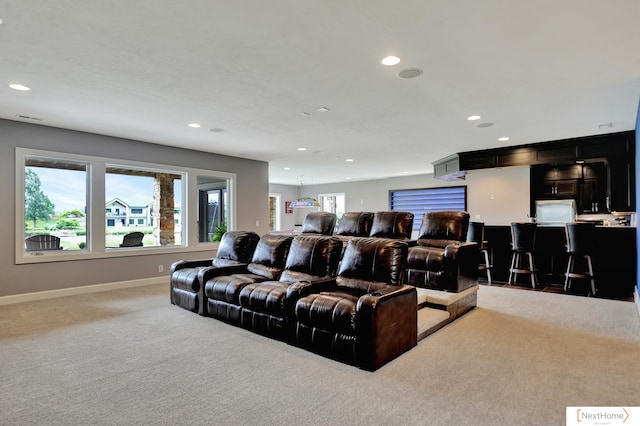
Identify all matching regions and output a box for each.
[390,186,466,229]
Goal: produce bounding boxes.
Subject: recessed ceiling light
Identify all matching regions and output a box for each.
[403,171,409,174]
[188,123,201,128]
[301,112,310,116]
[209,128,224,132]
[9,84,31,91]
[317,107,330,112]
[467,115,481,121]
[297,147,307,151]
[345,158,354,162]
[283,167,291,170]
[477,122,494,128]
[498,137,510,142]
[345,177,351,180]
[381,56,400,66]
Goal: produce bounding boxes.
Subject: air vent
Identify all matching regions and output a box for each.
[15,114,43,121]
[397,68,423,79]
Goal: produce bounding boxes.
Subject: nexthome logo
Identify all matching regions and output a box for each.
[566,407,638,425]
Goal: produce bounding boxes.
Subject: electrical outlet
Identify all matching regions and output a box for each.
[256,220,260,227]
[158,264,164,273]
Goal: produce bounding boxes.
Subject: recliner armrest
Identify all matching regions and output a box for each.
[355,284,417,371]
[357,284,416,307]
[170,258,215,274]
[286,277,337,300]
[443,241,479,292]
[196,264,251,316]
[197,264,250,287]
[443,241,477,262]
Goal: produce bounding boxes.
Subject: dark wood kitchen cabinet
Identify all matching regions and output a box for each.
[540,179,578,198]
[579,162,607,213]
[434,130,635,212]
[531,162,608,214]
[531,164,579,201]
[608,157,635,212]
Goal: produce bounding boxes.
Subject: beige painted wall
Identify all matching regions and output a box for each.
[270,166,531,230]
[1,119,269,297]
[465,166,531,225]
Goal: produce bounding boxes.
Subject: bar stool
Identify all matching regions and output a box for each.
[564,222,596,296]
[467,221,492,284]
[508,222,537,288]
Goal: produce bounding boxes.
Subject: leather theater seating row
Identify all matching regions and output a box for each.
[170,211,479,370]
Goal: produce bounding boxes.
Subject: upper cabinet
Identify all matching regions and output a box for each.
[530,163,606,213]
[433,131,635,213]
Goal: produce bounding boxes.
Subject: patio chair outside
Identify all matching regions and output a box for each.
[25,234,63,251]
[120,232,145,247]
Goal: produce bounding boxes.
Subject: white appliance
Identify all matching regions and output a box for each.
[535,199,577,225]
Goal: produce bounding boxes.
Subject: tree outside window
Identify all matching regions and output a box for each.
[25,169,55,228]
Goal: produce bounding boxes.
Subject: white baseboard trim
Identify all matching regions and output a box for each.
[0,277,166,306]
[635,287,640,318]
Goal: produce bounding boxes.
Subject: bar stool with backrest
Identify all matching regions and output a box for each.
[564,222,596,296]
[508,222,537,288]
[467,222,492,284]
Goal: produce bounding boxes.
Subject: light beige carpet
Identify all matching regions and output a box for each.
[0,284,638,426]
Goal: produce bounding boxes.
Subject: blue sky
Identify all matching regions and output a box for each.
[30,167,181,213]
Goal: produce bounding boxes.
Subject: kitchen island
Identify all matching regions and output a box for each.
[483,225,636,298]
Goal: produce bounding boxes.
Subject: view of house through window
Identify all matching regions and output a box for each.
[24,157,88,251]
[18,148,236,262]
[106,166,182,247]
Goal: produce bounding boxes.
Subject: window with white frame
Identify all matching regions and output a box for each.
[24,156,89,251]
[319,193,345,221]
[389,186,467,230]
[16,148,235,263]
[268,193,281,231]
[105,165,182,247]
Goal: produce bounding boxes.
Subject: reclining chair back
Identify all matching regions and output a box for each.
[300,212,337,235]
[335,212,374,237]
[213,230,261,267]
[247,234,294,280]
[417,211,470,247]
[279,235,343,283]
[369,211,414,240]
[337,237,408,292]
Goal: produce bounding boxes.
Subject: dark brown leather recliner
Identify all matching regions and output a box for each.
[404,211,479,292]
[202,234,293,323]
[237,235,343,339]
[369,211,414,239]
[335,212,374,239]
[292,237,417,371]
[170,230,260,314]
[300,212,337,235]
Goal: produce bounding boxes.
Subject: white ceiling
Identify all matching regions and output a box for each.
[1,1,639,185]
